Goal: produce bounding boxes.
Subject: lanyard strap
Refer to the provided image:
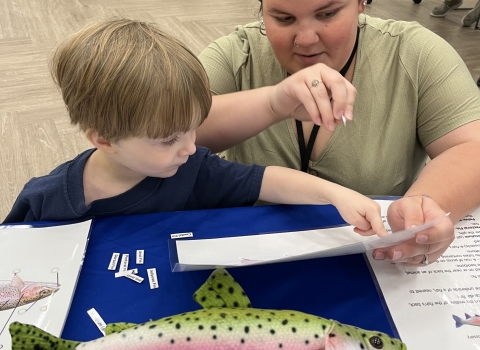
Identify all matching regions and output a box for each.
[296,27,360,173]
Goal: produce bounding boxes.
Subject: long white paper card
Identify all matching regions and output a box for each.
[171,200,447,271]
[368,205,480,350]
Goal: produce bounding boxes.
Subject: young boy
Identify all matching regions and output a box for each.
[3,18,386,237]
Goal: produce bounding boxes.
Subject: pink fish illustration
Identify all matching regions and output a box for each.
[0,274,60,311]
[452,313,480,328]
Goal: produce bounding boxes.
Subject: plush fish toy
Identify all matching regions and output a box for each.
[10,269,406,349]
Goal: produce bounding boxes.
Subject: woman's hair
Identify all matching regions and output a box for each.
[50,18,212,142]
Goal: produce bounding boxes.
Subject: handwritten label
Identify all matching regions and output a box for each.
[108,253,120,270]
[171,232,193,239]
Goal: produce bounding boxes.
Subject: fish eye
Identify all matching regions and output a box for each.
[369,336,383,349]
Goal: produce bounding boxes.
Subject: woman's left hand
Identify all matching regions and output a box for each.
[372,195,455,266]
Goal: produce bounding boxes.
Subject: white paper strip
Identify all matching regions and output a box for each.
[136,250,144,264]
[125,274,144,283]
[171,232,193,239]
[119,254,129,272]
[114,268,138,278]
[147,268,159,289]
[107,253,120,270]
[87,308,106,336]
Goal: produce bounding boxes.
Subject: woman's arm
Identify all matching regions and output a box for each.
[411,121,480,222]
[196,63,356,153]
[373,121,480,265]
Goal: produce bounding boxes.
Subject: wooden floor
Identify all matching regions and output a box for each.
[0,0,479,222]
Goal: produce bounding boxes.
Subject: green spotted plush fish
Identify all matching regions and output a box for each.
[10,269,406,349]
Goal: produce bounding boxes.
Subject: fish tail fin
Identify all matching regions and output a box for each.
[9,322,80,350]
[193,269,251,309]
[452,314,464,328]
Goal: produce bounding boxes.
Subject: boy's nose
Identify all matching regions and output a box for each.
[179,131,196,156]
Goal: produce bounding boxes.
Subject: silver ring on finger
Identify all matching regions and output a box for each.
[420,253,429,266]
[311,79,322,88]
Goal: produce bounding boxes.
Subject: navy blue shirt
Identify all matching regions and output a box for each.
[3,147,265,223]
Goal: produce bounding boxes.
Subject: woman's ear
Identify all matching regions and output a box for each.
[86,130,116,154]
[359,0,367,12]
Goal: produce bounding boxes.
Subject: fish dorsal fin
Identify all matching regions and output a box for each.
[10,275,25,290]
[465,313,472,319]
[193,269,251,309]
[105,322,137,335]
[475,314,480,317]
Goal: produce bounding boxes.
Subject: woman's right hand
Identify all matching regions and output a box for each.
[269,63,357,131]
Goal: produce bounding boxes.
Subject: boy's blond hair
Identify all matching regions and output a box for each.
[50,18,211,142]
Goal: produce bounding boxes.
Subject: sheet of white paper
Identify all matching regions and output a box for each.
[0,220,91,349]
[368,207,480,350]
[172,200,447,271]
[175,225,369,267]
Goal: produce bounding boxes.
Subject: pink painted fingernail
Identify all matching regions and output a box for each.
[374,252,385,260]
[393,251,402,260]
[328,122,335,130]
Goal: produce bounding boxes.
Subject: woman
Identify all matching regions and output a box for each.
[196,0,480,266]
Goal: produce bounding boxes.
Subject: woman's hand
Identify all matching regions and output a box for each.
[372,196,455,266]
[270,63,357,131]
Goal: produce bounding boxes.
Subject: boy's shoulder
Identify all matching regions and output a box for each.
[3,149,94,223]
[23,149,94,193]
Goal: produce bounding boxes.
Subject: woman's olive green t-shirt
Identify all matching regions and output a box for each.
[198,16,480,196]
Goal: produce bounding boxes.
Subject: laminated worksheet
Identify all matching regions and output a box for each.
[0,220,92,349]
[368,206,480,350]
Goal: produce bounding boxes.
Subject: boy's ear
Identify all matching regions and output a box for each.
[86,131,116,154]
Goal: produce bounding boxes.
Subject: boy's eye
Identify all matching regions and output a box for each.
[161,136,179,146]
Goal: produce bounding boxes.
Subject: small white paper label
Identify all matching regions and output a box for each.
[147,268,159,289]
[114,268,138,278]
[171,232,193,239]
[108,253,120,270]
[87,308,106,336]
[125,273,144,283]
[120,254,129,272]
[136,250,144,264]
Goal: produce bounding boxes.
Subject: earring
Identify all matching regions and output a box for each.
[260,19,266,35]
[294,39,299,48]
[363,1,367,4]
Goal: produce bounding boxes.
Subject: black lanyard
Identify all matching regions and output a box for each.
[296,27,360,173]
